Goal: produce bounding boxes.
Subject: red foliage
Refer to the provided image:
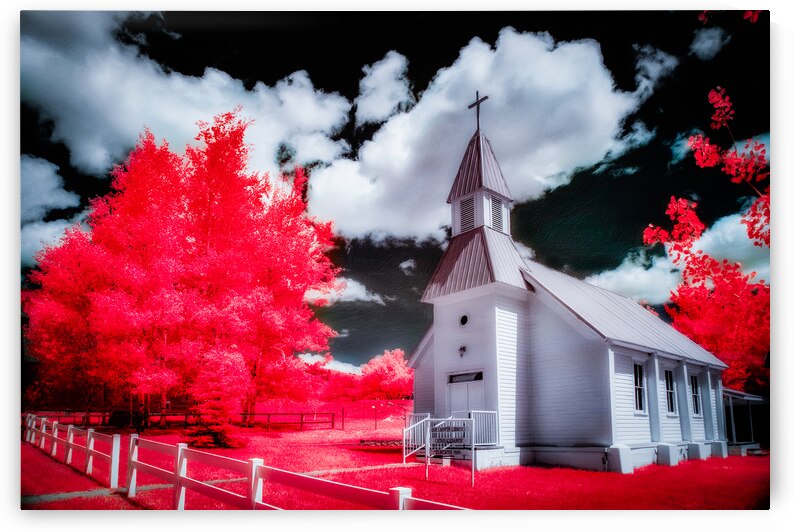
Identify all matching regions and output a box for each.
[688,134,721,168]
[358,349,414,400]
[707,86,735,130]
[687,90,770,247]
[646,87,770,392]
[645,196,769,390]
[647,205,768,397]
[742,193,770,247]
[23,111,340,423]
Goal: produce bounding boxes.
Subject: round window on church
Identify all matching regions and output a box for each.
[459,315,469,326]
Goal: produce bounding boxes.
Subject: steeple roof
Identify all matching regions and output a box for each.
[447,130,513,203]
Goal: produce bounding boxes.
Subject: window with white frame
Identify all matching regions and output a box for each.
[664,369,676,414]
[690,375,702,416]
[633,363,645,412]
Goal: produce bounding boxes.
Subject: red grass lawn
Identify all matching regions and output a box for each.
[325,456,770,510]
[21,400,770,510]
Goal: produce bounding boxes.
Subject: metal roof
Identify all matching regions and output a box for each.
[520,260,727,368]
[447,130,513,203]
[421,227,493,302]
[421,225,726,368]
[422,227,527,302]
[723,388,765,401]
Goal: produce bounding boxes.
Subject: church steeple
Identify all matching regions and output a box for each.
[448,92,513,237]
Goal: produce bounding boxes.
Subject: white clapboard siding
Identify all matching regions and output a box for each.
[495,295,527,450]
[524,296,610,446]
[433,293,498,417]
[658,364,682,442]
[613,354,652,444]
[413,337,435,415]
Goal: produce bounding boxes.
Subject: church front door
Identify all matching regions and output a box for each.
[448,371,485,415]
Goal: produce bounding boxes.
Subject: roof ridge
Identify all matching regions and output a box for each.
[523,257,640,303]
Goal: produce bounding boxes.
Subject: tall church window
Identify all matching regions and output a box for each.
[460,197,475,232]
[633,363,645,412]
[664,369,677,414]
[690,375,702,416]
[491,196,503,232]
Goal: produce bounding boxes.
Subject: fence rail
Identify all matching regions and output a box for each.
[16,412,466,510]
[24,414,122,489]
[239,412,336,431]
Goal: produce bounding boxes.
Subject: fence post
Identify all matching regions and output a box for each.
[66,425,75,465]
[331,412,335,430]
[126,434,139,497]
[84,428,95,474]
[50,421,59,457]
[425,421,431,480]
[38,417,48,449]
[109,433,121,490]
[24,414,31,442]
[300,413,304,431]
[174,443,188,510]
[470,418,475,487]
[248,458,264,509]
[389,487,412,510]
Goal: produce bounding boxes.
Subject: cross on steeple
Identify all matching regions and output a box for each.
[468,90,489,131]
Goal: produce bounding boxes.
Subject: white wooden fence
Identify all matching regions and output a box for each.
[25,412,465,510]
[24,414,122,490]
[125,433,466,510]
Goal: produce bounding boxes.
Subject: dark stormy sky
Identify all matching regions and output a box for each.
[18,8,774,372]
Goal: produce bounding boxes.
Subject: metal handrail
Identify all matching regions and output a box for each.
[402,413,432,464]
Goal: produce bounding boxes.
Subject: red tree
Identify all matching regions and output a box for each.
[644,88,769,393]
[358,349,413,400]
[23,111,340,442]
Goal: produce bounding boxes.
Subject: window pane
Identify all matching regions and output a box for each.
[690,375,700,415]
[633,364,644,411]
[665,370,675,413]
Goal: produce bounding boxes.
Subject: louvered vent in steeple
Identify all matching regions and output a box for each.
[491,196,503,232]
[461,197,475,232]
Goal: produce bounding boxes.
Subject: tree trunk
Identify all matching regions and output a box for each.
[158,389,168,428]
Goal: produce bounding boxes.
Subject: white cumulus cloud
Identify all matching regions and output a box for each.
[633,44,679,101]
[690,27,731,61]
[21,215,86,268]
[21,15,681,244]
[398,259,417,275]
[306,277,386,306]
[298,353,362,374]
[586,251,680,305]
[21,11,351,178]
[355,51,415,126]
[309,29,678,240]
[586,211,770,305]
[21,155,80,224]
[694,213,770,283]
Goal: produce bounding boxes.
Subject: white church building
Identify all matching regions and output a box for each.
[406,96,730,473]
